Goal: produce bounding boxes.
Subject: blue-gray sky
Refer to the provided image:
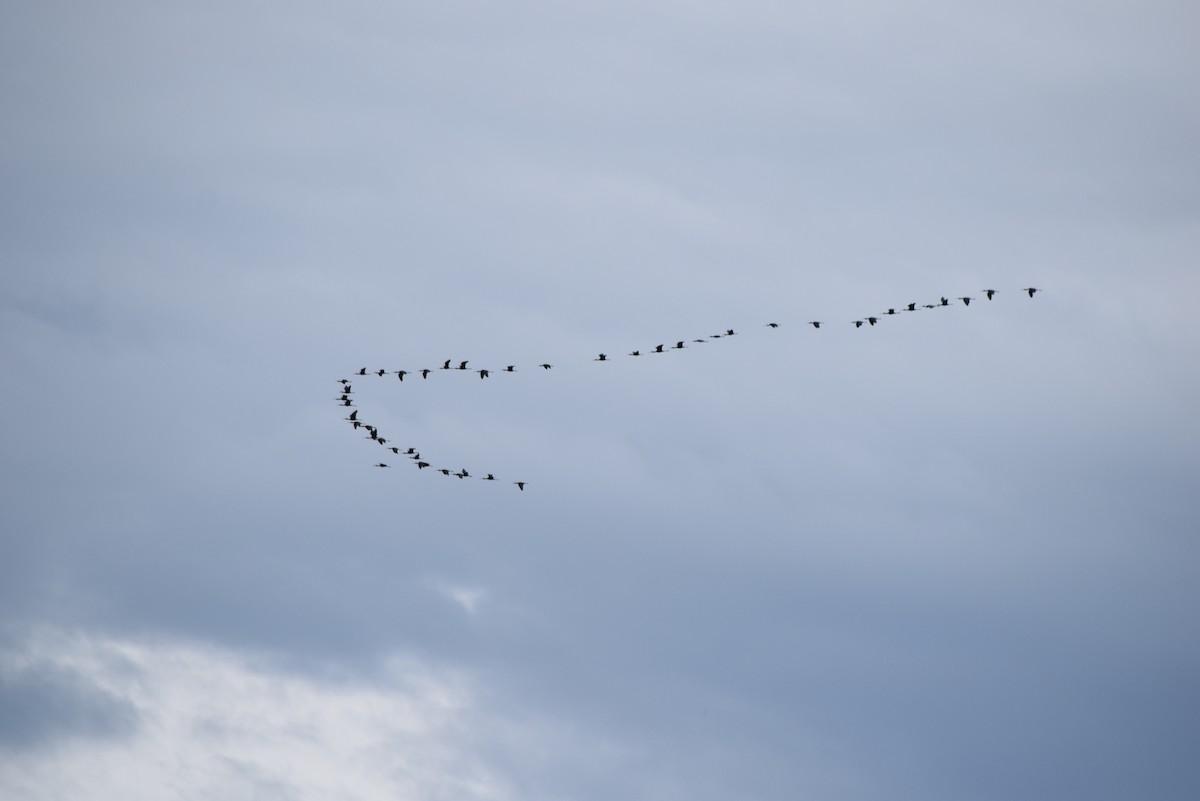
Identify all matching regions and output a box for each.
[2,2,1199,799]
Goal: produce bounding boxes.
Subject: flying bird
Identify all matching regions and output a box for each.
[395,370,408,381]
[504,366,516,372]
[374,463,389,468]
[595,353,607,361]
[809,321,821,329]
[514,481,526,491]
[959,296,972,306]
[458,361,469,370]
[983,289,996,300]
[442,360,452,370]
[539,363,552,370]
[766,322,779,328]
[1024,287,1039,297]
[629,350,641,356]
[420,369,431,379]
[478,369,489,379]
[853,320,864,328]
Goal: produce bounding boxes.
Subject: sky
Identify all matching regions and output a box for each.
[2,1,1199,799]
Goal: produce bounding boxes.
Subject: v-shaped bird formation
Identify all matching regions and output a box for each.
[337,287,1041,489]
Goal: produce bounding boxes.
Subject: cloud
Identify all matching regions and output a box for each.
[0,628,511,801]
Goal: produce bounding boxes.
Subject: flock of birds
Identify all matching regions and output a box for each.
[337,286,1041,489]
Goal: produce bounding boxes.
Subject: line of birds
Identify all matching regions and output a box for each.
[335,395,527,489]
[337,286,1040,487]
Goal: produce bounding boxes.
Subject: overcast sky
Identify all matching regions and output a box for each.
[2,2,1199,799]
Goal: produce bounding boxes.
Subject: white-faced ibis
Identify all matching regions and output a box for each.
[539,363,552,370]
[940,297,949,306]
[374,463,389,468]
[442,360,452,370]
[421,369,431,379]
[1024,287,1039,297]
[853,320,864,328]
[478,369,489,379]
[345,410,358,421]
[483,473,496,481]
[809,321,821,329]
[867,317,878,326]
[630,350,641,356]
[514,481,525,491]
[766,322,779,328]
[673,341,685,349]
[395,370,408,381]
[457,361,469,370]
[983,289,996,300]
[504,366,516,372]
[906,303,917,311]
[959,296,971,306]
[595,354,607,361]
[357,368,368,375]
[653,344,665,353]
[416,461,430,469]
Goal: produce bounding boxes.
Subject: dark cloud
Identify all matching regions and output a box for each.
[0,660,138,752]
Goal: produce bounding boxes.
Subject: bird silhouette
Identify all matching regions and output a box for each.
[539,363,552,370]
[959,296,972,306]
[416,461,430,469]
[504,366,516,372]
[483,473,496,481]
[457,361,469,370]
[375,369,386,377]
[595,353,607,361]
[940,297,950,307]
[673,341,685,349]
[853,320,864,328]
[357,367,368,375]
[374,463,389,468]
[420,369,431,379]
[395,370,408,381]
[514,481,525,491]
[630,350,641,356]
[1024,287,1039,297]
[906,303,917,311]
[983,289,996,300]
[653,344,665,353]
[478,369,490,379]
[345,410,358,421]
[442,360,452,370]
[809,321,821,329]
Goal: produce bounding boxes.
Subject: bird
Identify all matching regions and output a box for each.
[374,463,389,468]
[629,350,641,356]
[345,410,358,421]
[906,303,917,311]
[483,473,496,481]
[853,320,864,328]
[884,308,897,315]
[405,447,417,455]
[693,339,707,344]
[389,446,400,454]
[457,361,469,370]
[725,329,736,336]
[375,369,386,377]
[983,289,996,300]
[442,360,452,370]
[420,369,431,379]
[341,399,353,406]
[478,369,489,379]
[1024,287,1039,298]
[416,461,430,469]
[456,469,469,479]
[357,367,368,375]
[504,366,516,372]
[766,322,779,328]
[940,297,950,306]
[439,468,452,476]
[959,296,972,306]
[539,363,552,370]
[809,321,821,329]
[673,341,685,349]
[395,370,408,381]
[338,378,351,385]
[595,353,607,361]
[514,481,525,491]
[866,317,878,326]
[653,344,665,353]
